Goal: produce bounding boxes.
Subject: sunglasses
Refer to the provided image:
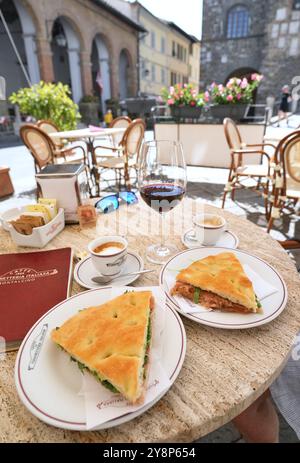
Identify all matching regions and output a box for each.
[94,191,138,214]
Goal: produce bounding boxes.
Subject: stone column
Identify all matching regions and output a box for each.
[80,51,93,97]
[99,57,111,112]
[22,33,40,84]
[68,48,83,103]
[110,53,120,100]
[36,37,55,83]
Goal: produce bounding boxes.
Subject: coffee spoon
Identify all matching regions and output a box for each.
[91,269,154,285]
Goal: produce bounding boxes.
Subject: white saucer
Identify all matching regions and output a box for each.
[74,251,144,289]
[182,228,239,249]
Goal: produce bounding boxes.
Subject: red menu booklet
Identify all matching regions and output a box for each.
[0,248,73,352]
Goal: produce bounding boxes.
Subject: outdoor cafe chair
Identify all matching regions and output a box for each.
[267,130,300,234]
[20,124,87,172]
[222,117,277,218]
[93,118,145,191]
[37,119,67,150]
[109,116,132,148]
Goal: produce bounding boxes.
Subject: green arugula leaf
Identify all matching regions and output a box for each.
[194,287,201,304]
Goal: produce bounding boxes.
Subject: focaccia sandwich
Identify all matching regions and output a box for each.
[171,252,262,314]
[51,291,154,404]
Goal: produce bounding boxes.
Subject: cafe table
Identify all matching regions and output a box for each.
[1,199,300,443]
[50,127,126,195]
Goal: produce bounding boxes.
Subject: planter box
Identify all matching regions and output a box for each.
[79,102,100,125]
[210,104,248,122]
[171,106,202,120]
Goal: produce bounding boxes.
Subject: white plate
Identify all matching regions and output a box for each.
[182,228,239,249]
[160,247,288,330]
[15,287,186,430]
[74,251,143,289]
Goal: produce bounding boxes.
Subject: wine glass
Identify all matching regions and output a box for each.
[138,140,187,264]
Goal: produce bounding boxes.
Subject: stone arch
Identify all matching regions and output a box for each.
[51,16,83,102]
[225,67,259,83]
[91,34,112,113]
[16,0,43,36]
[119,48,134,99]
[0,0,40,95]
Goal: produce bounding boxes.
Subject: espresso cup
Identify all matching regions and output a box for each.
[88,236,128,276]
[193,214,227,246]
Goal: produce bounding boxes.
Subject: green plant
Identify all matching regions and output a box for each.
[161,83,204,107]
[205,74,264,105]
[9,81,81,130]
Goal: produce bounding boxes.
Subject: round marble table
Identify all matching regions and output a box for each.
[1,200,300,443]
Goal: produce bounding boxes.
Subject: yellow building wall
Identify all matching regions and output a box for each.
[139,10,169,96]
[167,29,190,86]
[138,8,201,96]
[189,42,201,91]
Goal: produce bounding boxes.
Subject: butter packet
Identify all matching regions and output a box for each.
[25,204,51,223]
[38,198,57,218]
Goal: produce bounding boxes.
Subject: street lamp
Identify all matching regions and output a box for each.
[55,33,67,48]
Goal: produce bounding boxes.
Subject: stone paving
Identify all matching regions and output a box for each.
[0,136,299,443]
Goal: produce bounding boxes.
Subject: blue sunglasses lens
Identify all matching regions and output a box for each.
[119,191,138,204]
[95,195,119,214]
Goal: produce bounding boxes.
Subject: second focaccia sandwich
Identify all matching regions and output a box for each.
[171,252,262,314]
[51,291,154,404]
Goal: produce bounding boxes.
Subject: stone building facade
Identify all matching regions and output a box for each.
[201,0,300,104]
[0,0,144,108]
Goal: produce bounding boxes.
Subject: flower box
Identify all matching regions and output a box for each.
[171,105,202,120]
[210,104,248,122]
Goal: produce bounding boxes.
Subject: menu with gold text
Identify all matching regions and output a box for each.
[0,248,72,351]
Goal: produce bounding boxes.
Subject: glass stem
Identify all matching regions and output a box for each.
[159,212,166,251]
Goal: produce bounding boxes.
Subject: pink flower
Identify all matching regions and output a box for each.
[236,78,242,85]
[251,73,258,81]
[190,100,196,107]
[237,94,242,100]
[226,82,233,89]
[204,91,210,102]
[227,95,233,102]
[218,84,224,92]
[241,78,248,89]
[169,86,175,95]
[167,98,175,105]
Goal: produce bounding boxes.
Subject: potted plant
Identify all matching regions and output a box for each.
[9,81,81,131]
[161,83,204,120]
[79,95,100,125]
[206,74,264,122]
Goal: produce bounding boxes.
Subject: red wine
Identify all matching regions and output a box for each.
[140,183,185,213]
